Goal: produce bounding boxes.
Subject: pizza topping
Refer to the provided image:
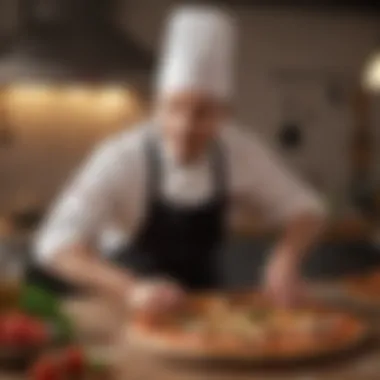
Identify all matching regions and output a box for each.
[182,318,207,333]
[248,309,271,322]
[134,293,364,356]
[292,314,321,336]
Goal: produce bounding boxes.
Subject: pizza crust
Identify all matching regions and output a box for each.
[128,292,369,362]
[340,271,380,306]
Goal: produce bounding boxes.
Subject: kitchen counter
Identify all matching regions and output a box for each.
[1,286,380,379]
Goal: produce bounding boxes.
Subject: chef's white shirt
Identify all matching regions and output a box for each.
[35,122,326,263]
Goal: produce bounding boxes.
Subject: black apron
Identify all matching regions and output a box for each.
[26,135,227,294]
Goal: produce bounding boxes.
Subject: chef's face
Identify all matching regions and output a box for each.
[156,92,227,164]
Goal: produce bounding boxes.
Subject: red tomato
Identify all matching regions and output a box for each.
[29,357,60,380]
[28,321,49,345]
[0,321,7,345]
[6,312,30,324]
[61,346,85,374]
[0,313,49,347]
[1,317,30,346]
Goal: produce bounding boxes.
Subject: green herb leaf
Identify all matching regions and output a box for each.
[89,358,108,372]
[19,285,75,344]
[19,285,60,318]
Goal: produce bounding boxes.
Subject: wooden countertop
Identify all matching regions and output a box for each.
[1,285,380,379]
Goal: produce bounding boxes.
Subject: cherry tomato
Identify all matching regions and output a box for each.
[0,321,7,345]
[61,346,86,375]
[1,316,30,346]
[0,313,48,347]
[28,321,49,345]
[29,357,60,380]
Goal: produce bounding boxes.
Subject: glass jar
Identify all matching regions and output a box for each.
[0,238,25,311]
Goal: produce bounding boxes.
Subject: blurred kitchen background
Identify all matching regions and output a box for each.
[0,0,380,286]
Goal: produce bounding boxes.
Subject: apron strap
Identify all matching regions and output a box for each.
[144,133,161,203]
[212,139,227,202]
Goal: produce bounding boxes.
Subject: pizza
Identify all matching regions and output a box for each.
[344,270,380,302]
[128,292,368,361]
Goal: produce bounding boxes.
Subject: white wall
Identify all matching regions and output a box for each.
[0,1,379,214]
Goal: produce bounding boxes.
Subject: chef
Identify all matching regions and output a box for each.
[31,6,326,312]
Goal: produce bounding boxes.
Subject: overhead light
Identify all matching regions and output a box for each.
[97,87,127,111]
[4,84,58,125]
[65,86,92,104]
[3,83,143,128]
[363,51,380,92]
[6,84,52,102]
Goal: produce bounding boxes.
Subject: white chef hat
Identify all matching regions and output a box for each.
[156,5,236,100]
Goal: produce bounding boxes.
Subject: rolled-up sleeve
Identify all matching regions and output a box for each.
[239,132,327,226]
[35,140,121,264]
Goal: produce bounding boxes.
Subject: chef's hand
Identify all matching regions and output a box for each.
[127,278,185,315]
[264,253,305,308]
